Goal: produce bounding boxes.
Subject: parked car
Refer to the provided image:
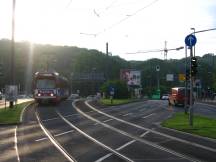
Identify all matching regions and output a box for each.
[69,94,79,99]
[86,95,96,100]
[0,91,2,100]
[161,94,169,100]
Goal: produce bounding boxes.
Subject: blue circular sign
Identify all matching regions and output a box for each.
[185,34,197,47]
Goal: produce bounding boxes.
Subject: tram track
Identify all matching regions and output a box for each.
[75,100,216,162]
[36,102,135,162]
[23,99,216,162]
[72,100,200,162]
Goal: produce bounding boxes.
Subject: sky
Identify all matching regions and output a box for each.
[0,0,216,61]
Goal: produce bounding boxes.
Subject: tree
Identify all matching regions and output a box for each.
[100,80,130,99]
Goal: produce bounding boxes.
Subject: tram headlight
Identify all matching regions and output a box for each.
[38,93,41,97]
[50,93,54,97]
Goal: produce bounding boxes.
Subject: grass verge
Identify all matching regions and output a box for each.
[0,102,32,124]
[162,112,216,139]
[100,98,136,106]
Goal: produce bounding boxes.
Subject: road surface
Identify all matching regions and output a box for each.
[1,99,216,162]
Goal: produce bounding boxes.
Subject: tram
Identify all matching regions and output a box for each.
[33,71,69,104]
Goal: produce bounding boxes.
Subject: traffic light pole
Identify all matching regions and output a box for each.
[189,47,193,126]
[184,44,188,114]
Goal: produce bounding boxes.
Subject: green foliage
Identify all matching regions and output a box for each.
[162,112,216,139]
[100,80,130,99]
[0,102,31,124]
[100,98,135,106]
[0,39,215,96]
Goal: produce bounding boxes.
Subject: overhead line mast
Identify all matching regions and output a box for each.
[126,41,184,60]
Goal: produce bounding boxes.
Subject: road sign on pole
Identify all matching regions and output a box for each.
[185,34,197,47]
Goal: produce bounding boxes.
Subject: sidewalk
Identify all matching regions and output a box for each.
[0,98,34,109]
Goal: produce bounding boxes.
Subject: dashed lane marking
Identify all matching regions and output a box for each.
[103,119,113,123]
[85,100,216,153]
[42,113,80,122]
[94,119,114,125]
[57,110,134,162]
[84,101,204,162]
[142,113,155,119]
[35,130,74,142]
[15,126,20,162]
[35,111,77,162]
[122,113,133,117]
[95,131,150,162]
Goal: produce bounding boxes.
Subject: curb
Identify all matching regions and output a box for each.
[19,101,35,123]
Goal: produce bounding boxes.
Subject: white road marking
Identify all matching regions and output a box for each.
[142,113,155,119]
[42,117,59,122]
[103,119,113,123]
[54,130,74,137]
[20,102,33,123]
[116,140,136,151]
[35,137,48,142]
[57,110,134,162]
[42,113,80,122]
[85,100,216,153]
[35,111,77,162]
[84,101,203,162]
[64,114,80,118]
[15,126,20,162]
[94,153,113,162]
[94,119,113,126]
[95,131,150,162]
[35,130,74,141]
[122,113,132,117]
[140,131,150,137]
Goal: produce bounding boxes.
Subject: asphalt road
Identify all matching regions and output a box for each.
[1,99,216,162]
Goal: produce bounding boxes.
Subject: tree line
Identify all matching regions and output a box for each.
[0,39,215,96]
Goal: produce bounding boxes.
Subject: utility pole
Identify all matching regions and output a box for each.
[185,33,197,127]
[10,0,16,108]
[189,47,193,126]
[106,42,108,56]
[184,44,188,114]
[105,42,109,80]
[164,41,168,60]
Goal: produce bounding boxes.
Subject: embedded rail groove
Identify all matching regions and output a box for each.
[35,106,77,162]
[56,110,134,162]
[74,101,201,162]
[85,100,216,153]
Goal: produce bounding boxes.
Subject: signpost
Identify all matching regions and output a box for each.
[5,85,18,108]
[185,34,197,47]
[178,74,185,82]
[109,86,115,104]
[156,65,160,92]
[185,34,197,126]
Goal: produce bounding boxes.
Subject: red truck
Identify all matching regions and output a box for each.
[168,87,193,106]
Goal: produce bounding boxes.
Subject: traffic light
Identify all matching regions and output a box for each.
[186,69,190,81]
[191,57,197,77]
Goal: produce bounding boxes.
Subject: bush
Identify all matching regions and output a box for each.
[100,80,130,99]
